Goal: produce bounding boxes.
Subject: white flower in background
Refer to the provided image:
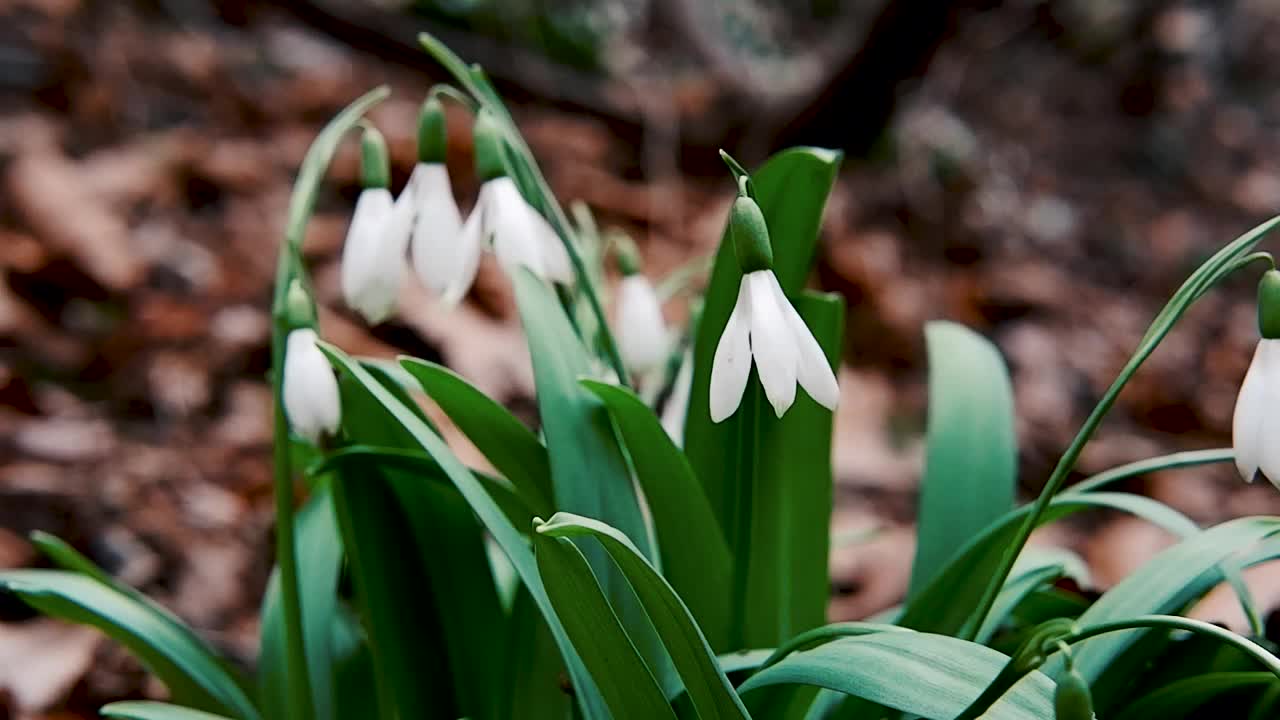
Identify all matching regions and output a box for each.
[407,162,465,301]
[616,274,670,374]
[341,126,411,324]
[708,194,838,423]
[661,347,694,443]
[282,328,342,443]
[1233,269,1280,488]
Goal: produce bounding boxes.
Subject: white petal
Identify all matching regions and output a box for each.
[486,178,546,277]
[409,163,464,295]
[661,347,694,444]
[340,189,403,324]
[439,206,484,306]
[768,272,840,410]
[530,207,574,284]
[282,329,342,443]
[746,270,798,418]
[1234,340,1269,483]
[1253,340,1280,487]
[616,275,670,373]
[709,280,752,423]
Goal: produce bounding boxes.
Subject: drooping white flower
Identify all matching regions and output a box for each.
[475,176,573,283]
[708,269,839,422]
[661,346,694,444]
[406,162,466,302]
[1234,267,1280,487]
[341,126,411,324]
[282,328,341,443]
[615,274,670,374]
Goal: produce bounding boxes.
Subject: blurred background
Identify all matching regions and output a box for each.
[3,0,1280,715]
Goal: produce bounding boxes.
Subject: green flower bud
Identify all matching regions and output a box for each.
[614,238,641,276]
[360,125,390,189]
[1258,269,1280,340]
[284,278,316,328]
[472,110,507,183]
[730,195,773,273]
[1054,666,1095,720]
[417,95,447,164]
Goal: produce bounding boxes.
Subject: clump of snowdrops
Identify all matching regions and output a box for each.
[8,34,1280,720]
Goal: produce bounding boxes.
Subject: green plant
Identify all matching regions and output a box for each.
[7,34,1280,720]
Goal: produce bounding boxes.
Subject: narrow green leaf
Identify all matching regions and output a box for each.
[259,486,342,720]
[1121,672,1275,719]
[738,632,1054,720]
[0,572,258,720]
[502,586,572,720]
[101,701,234,720]
[324,344,610,718]
[909,321,1016,596]
[1045,518,1280,688]
[400,358,554,515]
[539,512,751,719]
[900,491,1199,635]
[580,379,732,647]
[532,525,678,720]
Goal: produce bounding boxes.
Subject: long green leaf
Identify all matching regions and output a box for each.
[532,526,677,719]
[580,379,732,647]
[738,632,1054,720]
[322,344,609,718]
[0,571,258,720]
[502,586,572,719]
[259,486,342,720]
[101,701,235,720]
[909,321,1016,596]
[400,359,554,515]
[1045,518,1280,689]
[900,491,1199,635]
[1121,672,1275,719]
[539,512,751,719]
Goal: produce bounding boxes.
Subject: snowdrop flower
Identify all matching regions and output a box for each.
[282,328,341,443]
[709,194,839,423]
[613,246,670,374]
[406,96,466,303]
[1233,269,1280,488]
[446,110,572,297]
[341,125,412,324]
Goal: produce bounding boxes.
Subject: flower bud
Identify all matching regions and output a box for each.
[418,95,447,164]
[282,328,342,444]
[283,278,315,328]
[360,125,390,189]
[1053,666,1095,720]
[472,110,507,183]
[614,241,641,277]
[1258,269,1280,340]
[730,195,773,274]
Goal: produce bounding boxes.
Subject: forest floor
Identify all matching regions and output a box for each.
[4,1,1280,716]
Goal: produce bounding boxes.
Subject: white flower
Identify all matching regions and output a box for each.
[615,274,670,374]
[341,187,413,324]
[282,328,341,443]
[1233,339,1280,487]
[708,270,839,422]
[455,177,573,290]
[406,162,466,303]
[661,347,694,444]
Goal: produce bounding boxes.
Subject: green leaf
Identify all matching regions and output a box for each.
[538,512,751,719]
[323,343,610,719]
[744,292,844,647]
[738,632,1054,720]
[0,571,258,720]
[501,586,572,720]
[1120,673,1275,719]
[909,321,1016,596]
[532,525,678,720]
[900,491,1199,635]
[1046,518,1280,689]
[399,358,553,515]
[580,379,732,648]
[259,486,342,720]
[101,701,235,720]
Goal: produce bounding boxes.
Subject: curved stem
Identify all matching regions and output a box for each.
[1065,447,1233,495]
[758,622,908,670]
[1062,615,1280,680]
